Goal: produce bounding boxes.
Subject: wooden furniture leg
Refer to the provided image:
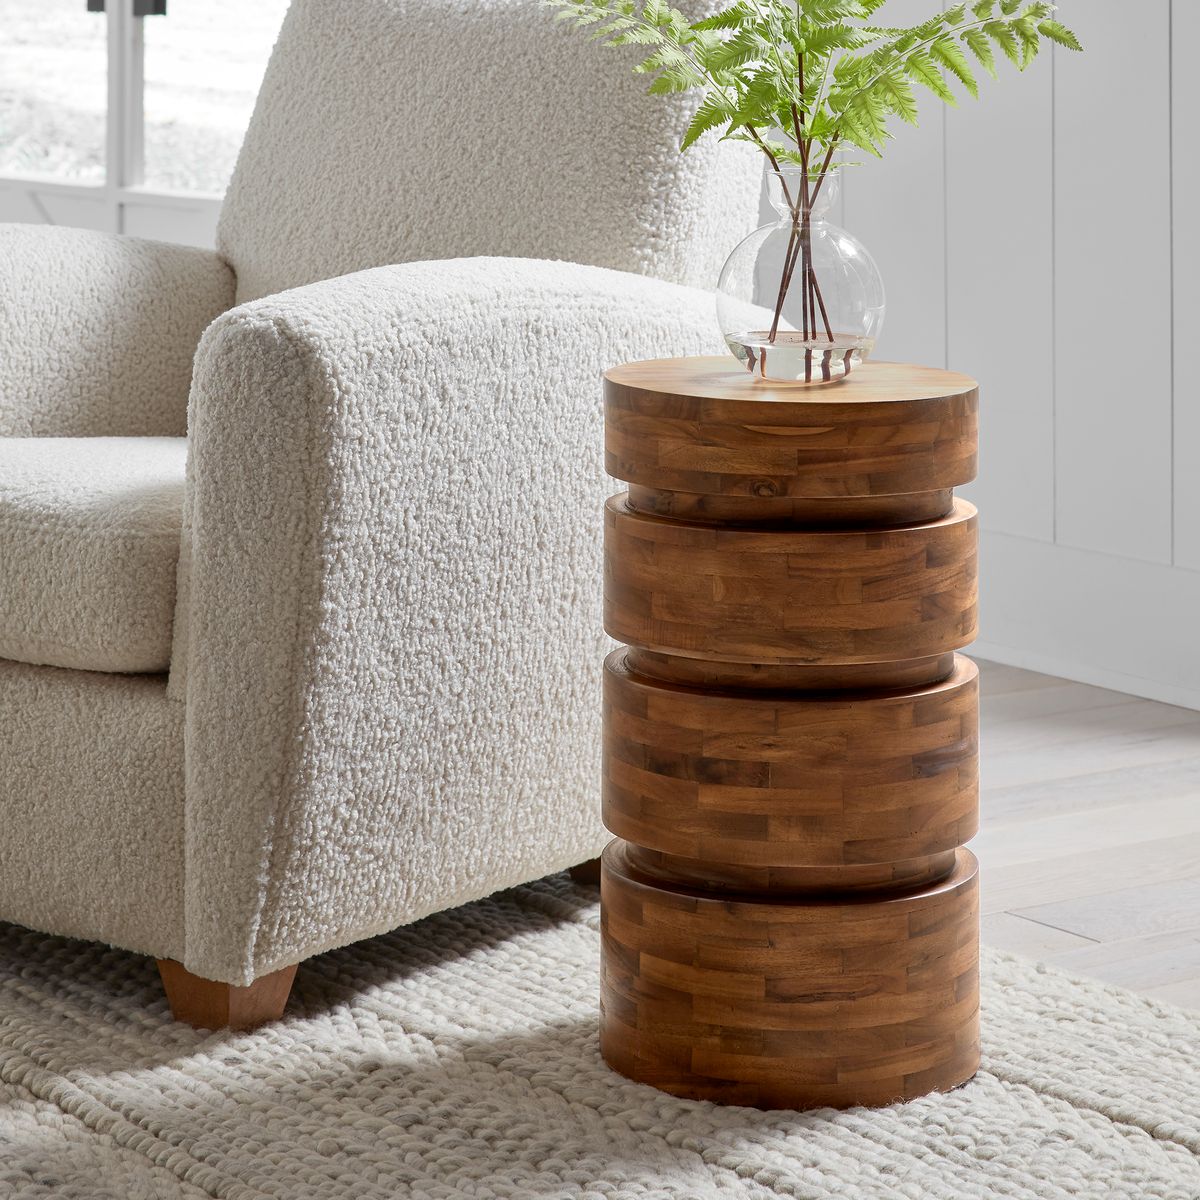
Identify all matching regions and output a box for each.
[597,358,982,1110]
[157,959,298,1031]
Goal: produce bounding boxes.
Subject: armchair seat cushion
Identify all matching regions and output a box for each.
[0,437,186,673]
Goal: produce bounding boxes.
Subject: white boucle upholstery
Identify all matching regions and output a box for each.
[0,660,185,961]
[0,0,764,984]
[0,225,234,436]
[174,257,726,983]
[0,437,186,673]
[218,0,761,303]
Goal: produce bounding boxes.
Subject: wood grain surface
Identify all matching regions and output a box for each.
[624,649,958,692]
[605,358,978,501]
[604,495,978,666]
[603,652,978,870]
[600,842,980,1109]
[598,358,982,1110]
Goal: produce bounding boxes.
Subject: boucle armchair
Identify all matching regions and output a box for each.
[0,0,759,1024]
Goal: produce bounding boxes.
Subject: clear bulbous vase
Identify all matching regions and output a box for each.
[717,169,885,385]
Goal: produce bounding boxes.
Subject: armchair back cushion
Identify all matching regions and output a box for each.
[0,226,233,436]
[217,0,761,303]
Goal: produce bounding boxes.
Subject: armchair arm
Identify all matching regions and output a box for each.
[175,255,725,983]
[0,224,234,436]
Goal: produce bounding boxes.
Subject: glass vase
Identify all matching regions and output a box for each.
[717,169,885,385]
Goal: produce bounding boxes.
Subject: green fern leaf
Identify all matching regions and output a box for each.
[692,4,753,32]
[962,27,997,77]
[646,66,699,92]
[1013,16,1041,65]
[839,108,884,156]
[708,27,773,72]
[632,43,691,73]
[904,49,956,104]
[681,95,733,149]
[931,35,978,97]
[984,19,1022,67]
[591,16,634,40]
[1038,19,1082,51]
[610,23,666,44]
[883,77,919,124]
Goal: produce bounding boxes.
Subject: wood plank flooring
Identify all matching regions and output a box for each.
[975,659,1200,1009]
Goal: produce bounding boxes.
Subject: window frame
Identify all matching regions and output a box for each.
[0,0,225,247]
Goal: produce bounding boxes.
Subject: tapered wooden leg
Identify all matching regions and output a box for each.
[569,857,602,886]
[156,959,298,1031]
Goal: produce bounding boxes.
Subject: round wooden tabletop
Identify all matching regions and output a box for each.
[604,357,978,410]
[604,357,979,504]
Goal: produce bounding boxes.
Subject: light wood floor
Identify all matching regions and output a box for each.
[975,658,1200,1009]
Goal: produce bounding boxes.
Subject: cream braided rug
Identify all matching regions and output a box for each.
[1,876,1198,1199]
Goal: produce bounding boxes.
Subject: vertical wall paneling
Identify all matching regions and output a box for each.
[1053,0,1173,563]
[948,51,1054,541]
[841,0,947,369]
[1172,0,1200,570]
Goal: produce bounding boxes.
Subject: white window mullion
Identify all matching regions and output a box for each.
[106,0,146,230]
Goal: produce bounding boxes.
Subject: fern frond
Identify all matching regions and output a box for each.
[1012,16,1041,66]
[692,4,755,33]
[879,70,920,123]
[547,0,1080,168]
[706,26,774,73]
[681,94,734,149]
[631,42,676,70]
[838,106,885,156]
[803,22,876,57]
[608,23,666,45]
[962,27,997,77]
[904,49,956,104]
[1038,18,1082,52]
[931,35,977,97]
[984,19,1022,68]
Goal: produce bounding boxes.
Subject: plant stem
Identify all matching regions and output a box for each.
[768,221,800,342]
[746,127,795,211]
[763,168,837,360]
[757,52,841,365]
[810,261,834,341]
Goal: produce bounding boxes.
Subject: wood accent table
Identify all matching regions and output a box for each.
[599,357,981,1110]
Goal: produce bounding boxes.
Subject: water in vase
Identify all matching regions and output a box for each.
[726,330,876,384]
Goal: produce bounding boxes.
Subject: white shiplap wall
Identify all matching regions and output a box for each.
[827,0,1200,708]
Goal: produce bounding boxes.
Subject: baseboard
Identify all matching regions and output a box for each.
[970,530,1200,712]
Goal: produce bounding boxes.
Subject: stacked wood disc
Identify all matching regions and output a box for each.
[599,357,981,1110]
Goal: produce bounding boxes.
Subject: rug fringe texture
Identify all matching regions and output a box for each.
[0,875,1198,1199]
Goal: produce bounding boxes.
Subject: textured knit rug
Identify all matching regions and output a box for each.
[1,877,1198,1200]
